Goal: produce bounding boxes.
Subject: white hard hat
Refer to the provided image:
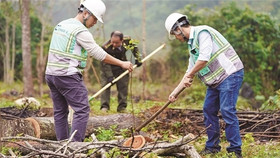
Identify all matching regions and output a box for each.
[81,0,106,23]
[165,13,188,39]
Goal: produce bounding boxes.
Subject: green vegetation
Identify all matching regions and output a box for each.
[1,81,280,157]
[105,147,129,158]
[261,89,280,111]
[95,125,117,141]
[0,147,21,157]
[80,117,280,157]
[0,99,14,108]
[159,2,280,112]
[194,133,280,158]
[1,0,280,157]
[1,1,279,102]
[168,2,280,97]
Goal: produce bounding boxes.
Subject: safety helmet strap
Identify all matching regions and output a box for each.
[172,21,188,41]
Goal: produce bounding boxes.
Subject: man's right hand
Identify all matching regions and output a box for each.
[168,94,177,102]
[121,61,133,72]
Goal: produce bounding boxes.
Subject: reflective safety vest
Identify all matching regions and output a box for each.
[46,18,88,75]
[188,25,244,87]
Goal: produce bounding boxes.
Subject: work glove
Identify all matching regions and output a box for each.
[135,60,142,67]
[107,76,114,84]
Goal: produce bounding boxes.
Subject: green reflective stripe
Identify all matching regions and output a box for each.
[207,43,230,66]
[77,68,84,72]
[212,39,222,48]
[209,30,224,47]
[50,49,87,61]
[66,27,86,52]
[203,44,230,82]
[47,62,69,68]
[205,67,224,82]
[195,30,224,48]
[205,52,237,83]
[230,54,238,62]
[66,27,82,52]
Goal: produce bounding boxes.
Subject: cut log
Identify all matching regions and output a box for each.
[0,117,36,138]
[1,114,141,140]
[4,141,57,155]
[86,113,141,131]
[28,117,56,140]
[0,115,38,150]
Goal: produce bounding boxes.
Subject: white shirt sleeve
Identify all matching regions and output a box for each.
[197,31,213,61]
[76,31,107,61]
[186,56,194,73]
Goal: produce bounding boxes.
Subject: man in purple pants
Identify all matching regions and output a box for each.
[45,0,133,142]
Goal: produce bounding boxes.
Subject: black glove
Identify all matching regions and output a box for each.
[135,60,142,67]
[107,76,114,84]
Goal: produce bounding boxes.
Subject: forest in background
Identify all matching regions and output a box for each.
[51,0,280,53]
[1,1,280,157]
[0,0,279,109]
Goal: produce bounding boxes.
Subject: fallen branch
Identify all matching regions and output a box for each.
[55,130,77,154]
[150,108,280,140]
[1,133,202,158]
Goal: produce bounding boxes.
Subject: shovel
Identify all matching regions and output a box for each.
[135,86,185,132]
[88,43,166,102]
[69,44,166,127]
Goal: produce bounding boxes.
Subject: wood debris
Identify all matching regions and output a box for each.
[1,132,203,158]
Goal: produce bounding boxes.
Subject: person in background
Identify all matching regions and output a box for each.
[165,12,244,158]
[100,31,142,112]
[45,0,133,142]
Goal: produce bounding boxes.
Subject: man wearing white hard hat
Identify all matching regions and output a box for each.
[45,0,133,142]
[165,13,244,158]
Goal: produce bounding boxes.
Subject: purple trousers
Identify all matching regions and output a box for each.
[45,74,90,142]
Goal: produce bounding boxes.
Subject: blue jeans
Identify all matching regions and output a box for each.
[203,69,244,152]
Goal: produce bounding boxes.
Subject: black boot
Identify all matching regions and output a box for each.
[233,151,243,158]
[200,148,220,155]
[228,151,243,158]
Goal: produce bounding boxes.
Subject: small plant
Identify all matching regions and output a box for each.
[161,130,170,140]
[0,99,14,108]
[0,147,21,157]
[87,149,97,157]
[119,128,130,138]
[105,147,129,158]
[95,125,118,141]
[260,89,280,111]
[141,122,157,133]
[83,136,93,142]
[0,147,10,155]
[141,152,159,158]
[241,133,280,157]
[173,121,182,128]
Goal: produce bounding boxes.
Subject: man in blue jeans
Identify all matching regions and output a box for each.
[165,13,244,158]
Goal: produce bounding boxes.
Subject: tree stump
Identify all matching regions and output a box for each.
[0,117,36,138]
